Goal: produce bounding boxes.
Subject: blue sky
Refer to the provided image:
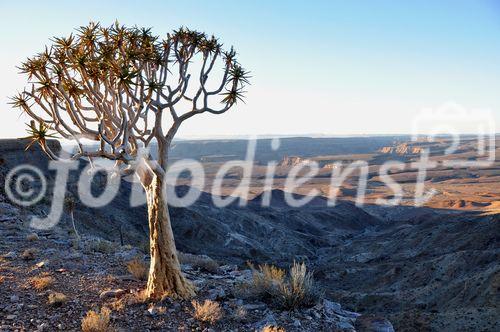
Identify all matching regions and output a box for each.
[0,0,499,138]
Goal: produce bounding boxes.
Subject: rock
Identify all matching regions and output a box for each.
[254,312,277,330]
[312,310,321,319]
[243,302,267,311]
[147,307,157,316]
[3,251,16,259]
[99,289,126,299]
[342,309,362,319]
[207,287,226,300]
[37,323,48,331]
[234,269,253,282]
[355,315,395,332]
[6,314,17,320]
[323,299,342,316]
[10,295,19,302]
[219,264,238,273]
[337,321,355,330]
[36,261,47,268]
[26,233,40,241]
[293,319,301,327]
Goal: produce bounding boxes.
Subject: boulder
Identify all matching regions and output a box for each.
[355,315,395,332]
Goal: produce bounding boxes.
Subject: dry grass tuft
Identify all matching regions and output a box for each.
[108,297,126,312]
[191,299,223,324]
[274,261,320,310]
[252,263,285,293]
[21,248,38,260]
[237,262,322,310]
[30,274,54,291]
[47,292,68,306]
[26,233,39,241]
[81,307,114,332]
[262,325,286,332]
[109,290,148,311]
[126,257,148,281]
[178,252,219,273]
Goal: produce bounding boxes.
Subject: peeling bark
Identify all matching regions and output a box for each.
[144,174,195,299]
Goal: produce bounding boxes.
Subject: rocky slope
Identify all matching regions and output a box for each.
[0,198,394,331]
[1,140,498,331]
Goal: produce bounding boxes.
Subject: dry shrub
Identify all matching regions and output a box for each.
[108,297,127,312]
[191,299,223,324]
[105,274,118,284]
[86,238,115,254]
[0,276,5,285]
[178,252,219,273]
[232,306,248,322]
[126,257,148,280]
[274,262,320,310]
[26,233,39,241]
[109,290,148,312]
[252,263,285,293]
[262,325,286,332]
[30,275,54,291]
[235,263,285,301]
[81,307,114,332]
[48,292,68,306]
[22,248,38,260]
[238,262,321,310]
[118,290,149,305]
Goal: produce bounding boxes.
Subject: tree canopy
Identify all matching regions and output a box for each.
[11,22,249,168]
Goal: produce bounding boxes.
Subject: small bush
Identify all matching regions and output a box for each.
[274,262,320,310]
[191,299,223,324]
[26,233,39,241]
[252,263,285,295]
[48,292,68,306]
[30,275,54,291]
[235,263,285,300]
[22,248,38,260]
[262,325,286,332]
[81,307,113,332]
[126,257,148,281]
[178,252,219,273]
[86,238,115,254]
[237,262,322,310]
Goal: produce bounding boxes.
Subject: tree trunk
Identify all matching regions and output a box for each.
[144,174,195,299]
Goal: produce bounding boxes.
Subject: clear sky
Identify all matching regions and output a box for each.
[1,0,499,138]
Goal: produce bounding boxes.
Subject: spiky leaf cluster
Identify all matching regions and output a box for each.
[21,120,58,151]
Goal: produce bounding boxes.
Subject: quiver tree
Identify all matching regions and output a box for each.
[11,22,249,299]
